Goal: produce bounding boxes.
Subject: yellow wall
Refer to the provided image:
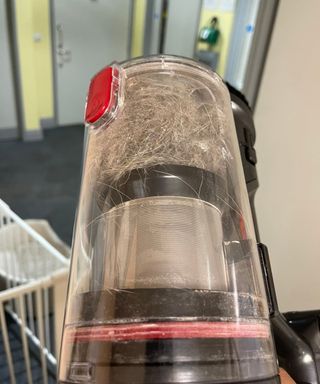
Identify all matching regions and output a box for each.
[131,0,147,58]
[197,8,235,77]
[33,0,54,120]
[15,0,54,131]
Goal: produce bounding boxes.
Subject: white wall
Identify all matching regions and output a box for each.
[255,0,320,311]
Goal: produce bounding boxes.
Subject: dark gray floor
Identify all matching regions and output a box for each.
[0,126,84,244]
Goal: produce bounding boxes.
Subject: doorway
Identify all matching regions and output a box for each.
[143,0,279,108]
[51,0,132,126]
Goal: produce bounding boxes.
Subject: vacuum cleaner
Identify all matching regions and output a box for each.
[58,55,307,383]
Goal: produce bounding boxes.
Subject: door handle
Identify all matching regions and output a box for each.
[56,24,72,67]
[56,24,64,49]
[56,24,64,67]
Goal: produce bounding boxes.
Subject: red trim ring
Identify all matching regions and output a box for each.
[65,321,270,343]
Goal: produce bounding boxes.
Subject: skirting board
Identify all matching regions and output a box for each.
[22,129,43,141]
[40,117,56,129]
[0,127,19,141]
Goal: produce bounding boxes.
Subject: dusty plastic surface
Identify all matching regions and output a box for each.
[58,56,278,383]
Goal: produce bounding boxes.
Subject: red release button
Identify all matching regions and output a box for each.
[85,66,116,124]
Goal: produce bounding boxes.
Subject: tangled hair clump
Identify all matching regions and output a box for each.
[86,71,231,199]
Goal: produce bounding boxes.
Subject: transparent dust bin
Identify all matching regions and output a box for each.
[58,56,279,384]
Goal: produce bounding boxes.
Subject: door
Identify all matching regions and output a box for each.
[164,0,202,58]
[53,0,132,126]
[225,0,279,107]
[0,0,18,140]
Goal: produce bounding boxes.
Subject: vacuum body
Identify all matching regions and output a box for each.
[58,56,279,383]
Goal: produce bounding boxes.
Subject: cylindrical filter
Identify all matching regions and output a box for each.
[58,56,279,384]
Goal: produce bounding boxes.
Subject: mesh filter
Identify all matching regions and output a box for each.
[103,197,227,290]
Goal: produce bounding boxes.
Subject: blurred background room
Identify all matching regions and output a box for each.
[0,0,277,246]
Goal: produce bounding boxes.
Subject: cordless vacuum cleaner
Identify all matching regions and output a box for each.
[58,56,280,383]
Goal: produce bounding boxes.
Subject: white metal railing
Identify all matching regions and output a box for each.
[0,270,68,384]
[0,199,70,383]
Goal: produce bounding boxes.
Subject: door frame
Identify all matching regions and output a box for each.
[243,0,279,110]
[2,0,23,141]
[49,0,59,128]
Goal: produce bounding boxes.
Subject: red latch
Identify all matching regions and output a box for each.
[85,65,119,125]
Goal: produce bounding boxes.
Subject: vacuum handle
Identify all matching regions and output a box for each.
[258,243,279,315]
